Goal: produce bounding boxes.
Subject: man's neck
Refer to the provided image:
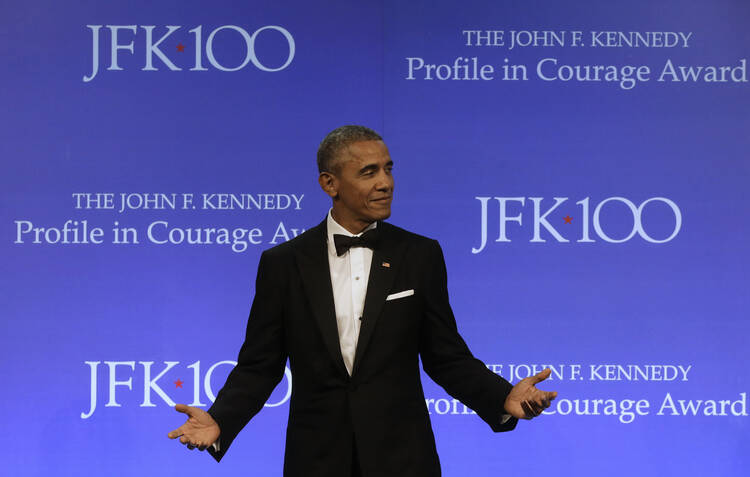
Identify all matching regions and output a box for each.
[330,209,374,235]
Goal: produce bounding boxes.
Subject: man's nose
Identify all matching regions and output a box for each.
[375,171,393,191]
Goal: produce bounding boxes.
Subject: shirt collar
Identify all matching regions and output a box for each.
[326,209,377,257]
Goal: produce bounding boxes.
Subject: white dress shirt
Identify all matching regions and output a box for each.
[326,210,376,376]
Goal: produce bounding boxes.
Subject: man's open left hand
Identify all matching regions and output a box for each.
[503,368,558,420]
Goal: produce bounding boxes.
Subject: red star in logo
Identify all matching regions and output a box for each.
[175,379,184,388]
[563,216,572,224]
[176,43,185,52]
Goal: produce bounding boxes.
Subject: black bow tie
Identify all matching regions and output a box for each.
[333,228,379,256]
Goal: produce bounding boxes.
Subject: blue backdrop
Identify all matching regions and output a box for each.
[2,1,748,475]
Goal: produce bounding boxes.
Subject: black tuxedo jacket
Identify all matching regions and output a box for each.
[207,219,517,476]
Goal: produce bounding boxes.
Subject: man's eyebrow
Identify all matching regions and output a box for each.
[358,163,379,173]
[358,160,394,174]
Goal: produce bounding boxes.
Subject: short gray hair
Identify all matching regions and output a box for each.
[317,125,383,173]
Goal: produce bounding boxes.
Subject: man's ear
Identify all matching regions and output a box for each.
[318,172,338,198]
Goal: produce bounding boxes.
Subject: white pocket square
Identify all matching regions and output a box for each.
[386,289,414,301]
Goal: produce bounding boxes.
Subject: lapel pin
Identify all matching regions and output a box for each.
[382,261,390,268]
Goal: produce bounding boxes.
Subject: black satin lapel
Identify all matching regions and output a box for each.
[352,224,407,376]
[294,222,349,377]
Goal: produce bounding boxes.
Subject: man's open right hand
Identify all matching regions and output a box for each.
[167,404,220,451]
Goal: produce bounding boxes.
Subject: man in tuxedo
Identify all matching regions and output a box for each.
[168,125,557,476]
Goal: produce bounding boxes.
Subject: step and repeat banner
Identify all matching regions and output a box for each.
[2,1,748,475]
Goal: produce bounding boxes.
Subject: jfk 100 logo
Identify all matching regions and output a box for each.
[80,361,292,419]
[472,196,681,253]
[83,24,295,82]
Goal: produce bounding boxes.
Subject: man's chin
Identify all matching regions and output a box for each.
[370,209,391,222]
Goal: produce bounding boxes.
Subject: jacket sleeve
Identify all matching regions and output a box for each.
[418,239,518,432]
[207,250,288,462]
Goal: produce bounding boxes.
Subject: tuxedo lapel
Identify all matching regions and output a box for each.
[352,222,409,376]
[294,220,349,378]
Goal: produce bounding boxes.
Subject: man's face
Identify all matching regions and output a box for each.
[320,140,394,232]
